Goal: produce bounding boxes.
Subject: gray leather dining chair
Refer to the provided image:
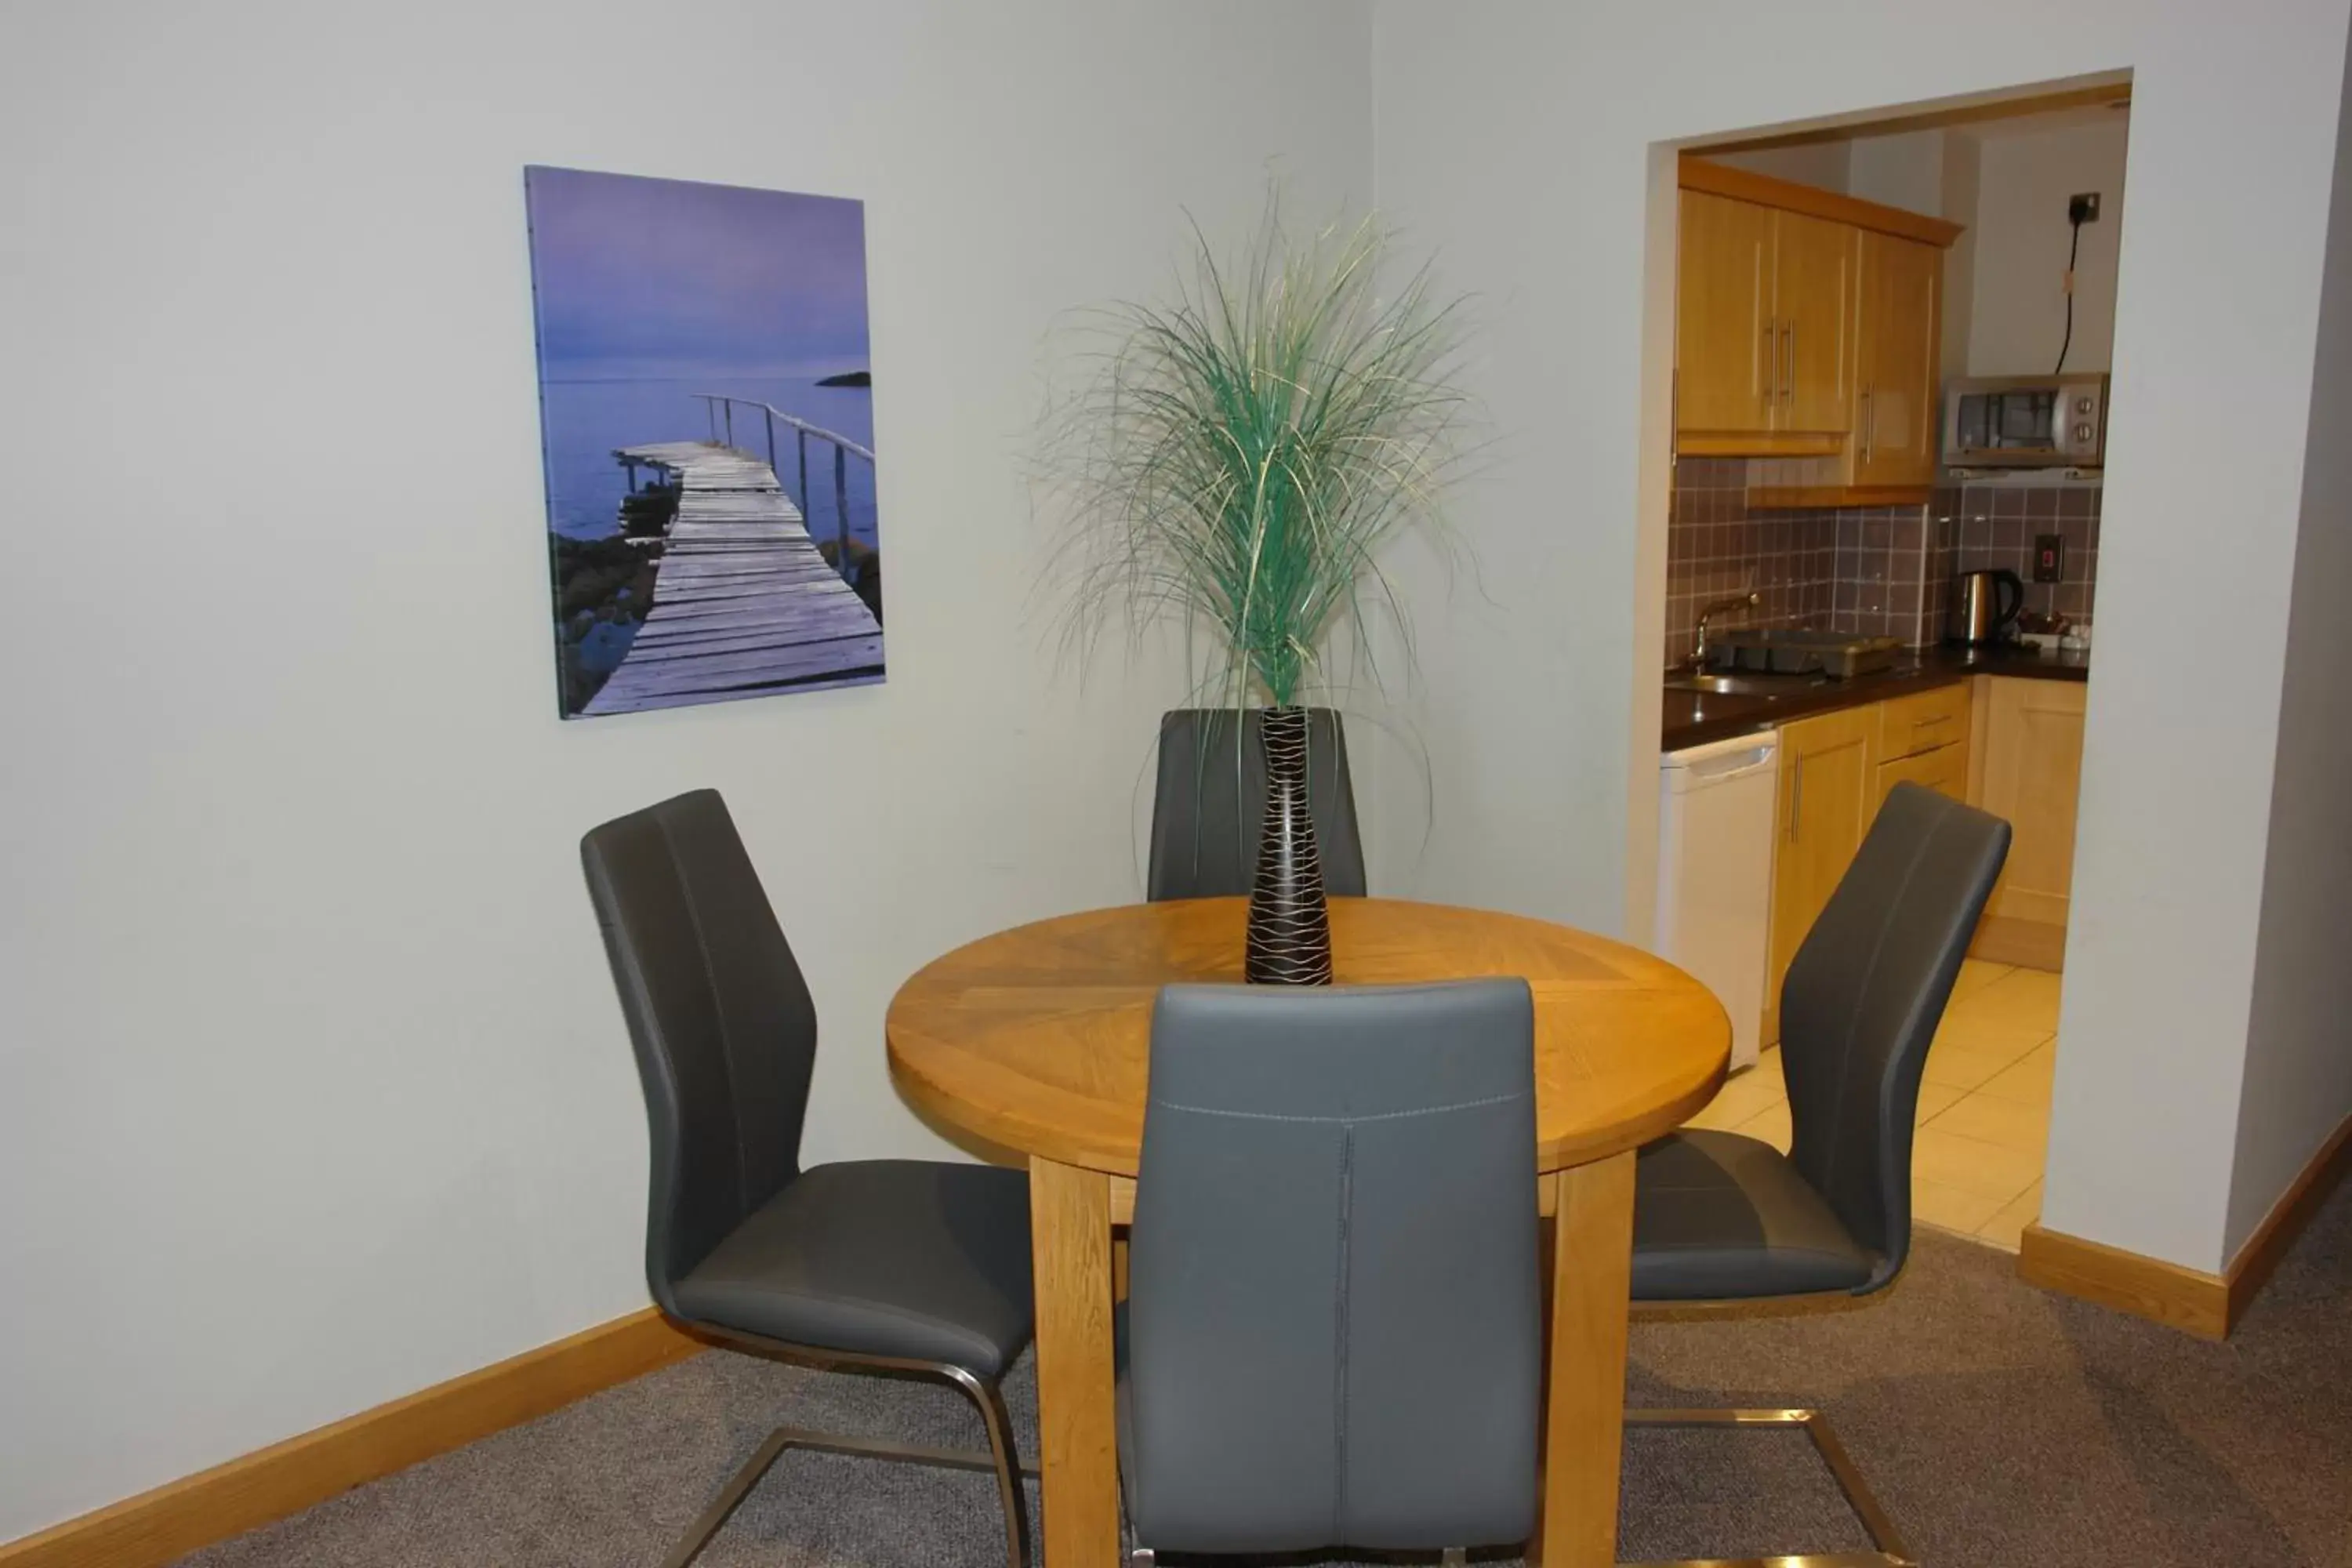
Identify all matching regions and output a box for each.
[1147,707,1367,900]
[1120,978,1541,1566]
[581,789,1036,1568]
[1629,782,2011,1568]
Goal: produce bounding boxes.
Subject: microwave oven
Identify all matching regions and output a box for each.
[1940,374,2108,470]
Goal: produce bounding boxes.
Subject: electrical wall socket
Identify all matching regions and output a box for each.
[2034,533,2066,584]
[2069,192,2101,223]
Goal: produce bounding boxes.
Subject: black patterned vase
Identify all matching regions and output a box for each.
[1245,705,1335,985]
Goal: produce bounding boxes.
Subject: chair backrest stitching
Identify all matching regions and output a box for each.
[652,809,756,1229]
[1808,808,1947,1221]
[1331,1123,1354,1544]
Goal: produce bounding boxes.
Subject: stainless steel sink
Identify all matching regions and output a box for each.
[1664,672,1828,697]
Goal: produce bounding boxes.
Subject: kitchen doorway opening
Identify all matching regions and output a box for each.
[1640,74,2135,1255]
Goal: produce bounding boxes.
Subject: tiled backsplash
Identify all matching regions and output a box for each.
[1664,459,1836,668]
[1828,507,1940,648]
[1664,459,2103,668]
[1940,482,2103,627]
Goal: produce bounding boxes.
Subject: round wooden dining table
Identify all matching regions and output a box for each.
[886,896,1730,1568]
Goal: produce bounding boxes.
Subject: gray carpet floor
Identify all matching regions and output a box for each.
[181,1185,2352,1568]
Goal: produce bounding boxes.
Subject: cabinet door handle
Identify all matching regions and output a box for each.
[1788,756,1804,840]
[1860,384,1875,463]
[1761,319,1777,405]
[1782,321,1797,402]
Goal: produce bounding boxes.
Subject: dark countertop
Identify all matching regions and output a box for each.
[1661,641,2089,752]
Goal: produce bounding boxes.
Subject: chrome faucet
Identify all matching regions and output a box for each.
[1691,590,1761,670]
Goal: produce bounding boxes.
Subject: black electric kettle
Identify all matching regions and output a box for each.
[1951,568,2026,645]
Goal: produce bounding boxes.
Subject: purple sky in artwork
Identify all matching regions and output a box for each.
[524,165,869,383]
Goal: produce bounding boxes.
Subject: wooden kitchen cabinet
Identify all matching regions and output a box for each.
[1851,231,1943,488]
[1771,209,1857,434]
[1676,157,1962,493]
[1875,738,1969,811]
[1968,677,2089,970]
[1676,190,1778,437]
[1764,706,1877,1044]
[1876,682,1969,764]
[1675,191,1855,452]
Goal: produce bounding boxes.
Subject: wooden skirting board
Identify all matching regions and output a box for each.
[0,1308,703,1568]
[2016,1224,2231,1338]
[2019,1109,2352,1338]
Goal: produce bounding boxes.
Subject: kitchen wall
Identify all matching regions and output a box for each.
[1662,459,1835,666]
[1664,466,2103,666]
[1940,482,2104,626]
[1968,118,2132,375]
[1832,506,1942,646]
[0,0,1371,1541]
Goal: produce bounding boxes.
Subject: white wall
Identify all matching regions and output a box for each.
[1711,128,1947,213]
[2229,26,2352,1260]
[1368,4,2349,1280]
[1941,132,1985,378]
[1848,129,1947,215]
[1713,141,1854,191]
[0,0,1369,1539]
[1967,118,2133,374]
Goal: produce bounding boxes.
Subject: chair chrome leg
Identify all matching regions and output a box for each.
[1622,1407,1915,1568]
[944,1363,1034,1568]
[660,1423,1035,1568]
[659,1425,797,1568]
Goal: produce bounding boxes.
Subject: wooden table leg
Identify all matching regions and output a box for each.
[1029,1156,1120,1567]
[1528,1150,1636,1568]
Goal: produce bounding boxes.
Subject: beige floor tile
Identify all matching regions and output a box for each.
[1910,1126,2045,1200]
[1950,959,2014,1001]
[1976,1040,2057,1107]
[1952,967,2064,1033]
[1912,1177,2009,1235]
[1691,1062,1787,1127]
[1933,1010,2056,1063]
[1974,1182,2044,1252]
[1922,1038,2039,1091]
[1914,1082,1967,1124]
[1929,1092,2051,1155]
[1733,1101,1792,1152]
[1681,1098,1756,1132]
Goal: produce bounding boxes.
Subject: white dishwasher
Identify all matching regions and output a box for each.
[1655,731,1780,1070]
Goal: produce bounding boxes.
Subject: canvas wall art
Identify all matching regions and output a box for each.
[524,166,884,718]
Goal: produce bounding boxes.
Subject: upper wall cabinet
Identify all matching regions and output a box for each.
[1675,193,1853,444]
[1675,158,1962,499]
[1851,230,1943,488]
[1675,191,1779,437]
[1769,209,1858,435]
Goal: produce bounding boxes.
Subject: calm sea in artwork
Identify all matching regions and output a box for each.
[525,165,884,717]
[539,375,877,546]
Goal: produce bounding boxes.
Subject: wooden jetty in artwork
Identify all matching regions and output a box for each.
[582,441,882,717]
